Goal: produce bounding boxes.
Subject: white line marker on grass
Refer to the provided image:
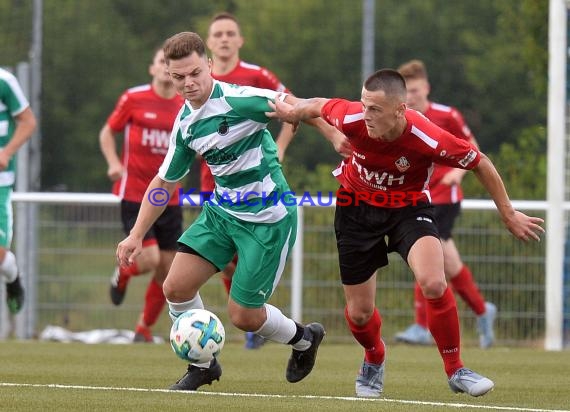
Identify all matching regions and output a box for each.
[1,382,568,412]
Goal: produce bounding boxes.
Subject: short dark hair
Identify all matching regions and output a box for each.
[210,11,240,27]
[397,59,428,81]
[163,32,206,62]
[364,69,407,100]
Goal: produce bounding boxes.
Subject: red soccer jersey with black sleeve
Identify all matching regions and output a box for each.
[106,84,184,205]
[424,102,475,204]
[321,99,480,208]
[200,60,289,192]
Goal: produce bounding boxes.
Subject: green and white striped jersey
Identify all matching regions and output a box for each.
[0,68,30,187]
[159,80,294,223]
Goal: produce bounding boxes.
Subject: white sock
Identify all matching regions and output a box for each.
[0,251,18,283]
[167,294,210,367]
[167,293,204,322]
[254,304,297,344]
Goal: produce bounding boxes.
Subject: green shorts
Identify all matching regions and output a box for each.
[0,186,13,248]
[178,203,297,308]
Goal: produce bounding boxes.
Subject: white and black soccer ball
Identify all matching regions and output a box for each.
[170,309,226,364]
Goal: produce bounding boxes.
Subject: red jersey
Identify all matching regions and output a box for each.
[200,60,289,192]
[321,99,480,208]
[107,84,184,205]
[424,102,475,204]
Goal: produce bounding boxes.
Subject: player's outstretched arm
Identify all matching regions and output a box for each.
[266,95,328,123]
[99,124,124,181]
[267,95,351,158]
[305,117,352,158]
[472,153,545,242]
[116,175,178,266]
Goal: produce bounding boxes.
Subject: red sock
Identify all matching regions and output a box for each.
[344,306,385,365]
[120,261,140,277]
[134,324,153,342]
[221,275,232,295]
[117,261,139,290]
[450,266,486,315]
[142,278,166,327]
[425,287,463,377]
[414,282,428,328]
[120,240,157,283]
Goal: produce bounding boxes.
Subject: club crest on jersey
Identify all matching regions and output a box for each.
[218,118,229,136]
[395,156,410,172]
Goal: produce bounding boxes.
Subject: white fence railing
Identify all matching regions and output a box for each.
[2,192,567,349]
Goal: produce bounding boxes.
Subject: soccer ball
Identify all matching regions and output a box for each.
[169,309,226,364]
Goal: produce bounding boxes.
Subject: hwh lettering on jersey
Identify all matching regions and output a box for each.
[352,157,405,189]
[142,128,170,149]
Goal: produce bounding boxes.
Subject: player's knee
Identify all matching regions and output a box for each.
[162,277,190,301]
[346,304,375,326]
[162,278,175,300]
[418,278,447,299]
[137,248,161,272]
[147,252,161,270]
[229,307,264,331]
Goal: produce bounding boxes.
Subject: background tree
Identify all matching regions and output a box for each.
[0,0,548,197]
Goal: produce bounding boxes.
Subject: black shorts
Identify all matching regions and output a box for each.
[433,202,461,240]
[120,200,183,251]
[334,191,439,285]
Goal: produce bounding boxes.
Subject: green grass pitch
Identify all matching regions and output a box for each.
[1,340,569,411]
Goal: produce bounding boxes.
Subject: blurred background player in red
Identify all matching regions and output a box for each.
[99,48,184,342]
[394,59,496,348]
[203,12,296,349]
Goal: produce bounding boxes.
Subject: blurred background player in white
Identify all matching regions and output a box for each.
[99,48,184,342]
[0,67,37,315]
[203,12,296,349]
[394,60,496,349]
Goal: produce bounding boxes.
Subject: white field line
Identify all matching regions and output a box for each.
[1,382,569,412]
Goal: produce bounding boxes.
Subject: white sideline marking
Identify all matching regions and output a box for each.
[1,382,569,412]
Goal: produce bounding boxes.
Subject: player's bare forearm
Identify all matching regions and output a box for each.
[99,124,124,180]
[472,155,514,218]
[472,154,544,241]
[267,95,329,124]
[117,176,178,266]
[131,176,177,238]
[285,97,328,121]
[304,117,352,158]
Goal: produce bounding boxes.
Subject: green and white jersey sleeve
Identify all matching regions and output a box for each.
[0,68,30,186]
[158,104,197,183]
[158,80,294,224]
